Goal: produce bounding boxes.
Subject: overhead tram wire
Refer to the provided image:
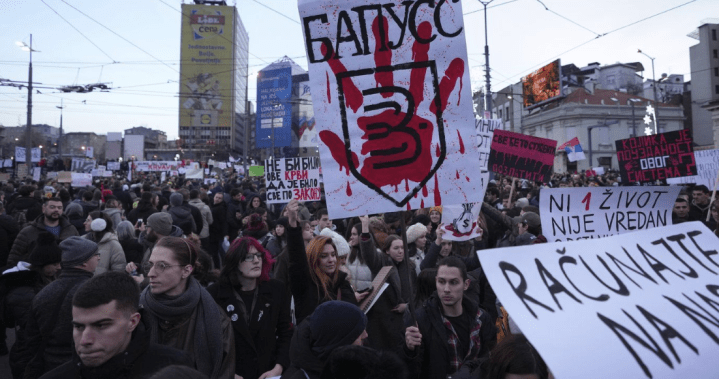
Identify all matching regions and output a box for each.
[252,0,300,24]
[41,0,118,63]
[490,0,699,89]
[463,0,519,15]
[534,0,602,38]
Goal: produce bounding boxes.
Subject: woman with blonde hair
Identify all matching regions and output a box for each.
[285,200,356,325]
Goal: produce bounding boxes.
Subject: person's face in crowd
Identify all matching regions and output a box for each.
[319,215,332,231]
[486,192,497,203]
[352,330,369,346]
[302,223,314,242]
[416,232,427,250]
[213,192,224,205]
[439,241,453,257]
[251,197,261,208]
[349,226,359,247]
[41,262,61,278]
[239,245,262,280]
[310,219,319,229]
[502,178,510,187]
[260,211,268,223]
[386,239,405,263]
[712,204,719,222]
[147,246,192,297]
[674,201,689,218]
[152,195,159,207]
[502,198,511,209]
[275,224,285,237]
[83,254,101,274]
[233,192,243,202]
[318,243,337,275]
[436,265,469,309]
[518,220,528,235]
[235,211,243,221]
[429,211,441,224]
[84,215,93,232]
[693,190,709,206]
[44,200,63,221]
[72,300,140,368]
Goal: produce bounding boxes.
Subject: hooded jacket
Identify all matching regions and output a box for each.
[83,232,126,275]
[189,198,213,238]
[38,310,192,379]
[167,206,196,236]
[7,215,79,268]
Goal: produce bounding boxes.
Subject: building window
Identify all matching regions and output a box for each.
[713,29,717,41]
[716,85,719,95]
[716,67,719,77]
[715,50,718,59]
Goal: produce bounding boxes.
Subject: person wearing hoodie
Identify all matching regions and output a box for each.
[167,192,197,236]
[102,197,124,230]
[188,189,213,248]
[281,301,368,379]
[83,212,126,275]
[38,272,192,379]
[1,232,61,378]
[64,203,87,236]
[126,192,158,226]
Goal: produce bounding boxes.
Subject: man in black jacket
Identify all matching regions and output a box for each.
[21,237,100,379]
[403,257,496,379]
[38,272,191,379]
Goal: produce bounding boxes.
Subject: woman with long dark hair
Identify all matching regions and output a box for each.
[84,211,126,275]
[207,237,292,379]
[140,237,235,379]
[344,221,372,291]
[285,200,356,325]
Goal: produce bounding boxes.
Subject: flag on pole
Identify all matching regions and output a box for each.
[557,137,586,162]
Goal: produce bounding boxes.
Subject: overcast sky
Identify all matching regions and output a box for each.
[0,0,713,140]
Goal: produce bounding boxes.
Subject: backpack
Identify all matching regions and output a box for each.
[10,208,29,228]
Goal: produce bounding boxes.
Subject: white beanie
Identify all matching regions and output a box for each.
[406,223,427,244]
[320,228,350,257]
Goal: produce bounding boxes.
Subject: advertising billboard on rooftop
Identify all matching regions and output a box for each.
[522,59,562,109]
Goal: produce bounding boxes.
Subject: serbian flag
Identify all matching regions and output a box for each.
[558,137,586,162]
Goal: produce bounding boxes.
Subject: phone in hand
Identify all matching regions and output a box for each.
[137,219,143,227]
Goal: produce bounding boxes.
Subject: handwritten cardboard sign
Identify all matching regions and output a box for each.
[616,129,697,183]
[299,0,484,219]
[540,186,681,242]
[666,148,719,189]
[479,222,719,379]
[265,157,322,204]
[488,130,557,182]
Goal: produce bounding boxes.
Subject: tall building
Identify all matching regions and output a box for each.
[688,20,719,147]
[178,0,249,160]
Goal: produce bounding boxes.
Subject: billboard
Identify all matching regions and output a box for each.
[179,5,235,140]
[293,73,318,154]
[522,59,562,108]
[256,66,292,148]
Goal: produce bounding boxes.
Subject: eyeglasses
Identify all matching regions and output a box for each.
[142,261,184,273]
[243,253,263,262]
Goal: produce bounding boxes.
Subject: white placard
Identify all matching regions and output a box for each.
[170,170,178,177]
[4,159,13,168]
[161,172,166,182]
[265,157,321,204]
[667,149,719,189]
[299,0,484,219]
[234,165,245,175]
[184,163,203,179]
[31,148,41,163]
[479,222,719,379]
[71,173,92,187]
[476,118,503,170]
[540,186,681,242]
[106,162,120,171]
[33,167,41,181]
[15,147,26,162]
[218,162,227,169]
[86,146,94,158]
[204,178,217,185]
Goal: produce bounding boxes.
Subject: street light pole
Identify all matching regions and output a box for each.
[16,35,38,168]
[57,99,64,159]
[638,49,659,134]
[479,0,494,117]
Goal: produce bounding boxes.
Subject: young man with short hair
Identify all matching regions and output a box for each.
[690,185,711,223]
[38,271,190,379]
[313,208,334,235]
[673,197,693,224]
[404,257,495,379]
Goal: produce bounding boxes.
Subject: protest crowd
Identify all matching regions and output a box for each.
[0,167,715,379]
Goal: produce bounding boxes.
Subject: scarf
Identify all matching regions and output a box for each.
[140,277,224,379]
[442,309,483,374]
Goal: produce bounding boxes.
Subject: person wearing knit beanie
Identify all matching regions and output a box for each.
[405,223,427,245]
[28,231,63,268]
[320,228,350,262]
[60,236,100,269]
[146,212,173,237]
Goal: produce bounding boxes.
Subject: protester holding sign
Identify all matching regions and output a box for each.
[285,199,357,325]
[358,215,416,351]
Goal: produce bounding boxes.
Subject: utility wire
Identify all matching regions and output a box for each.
[602,0,697,36]
[535,0,601,37]
[252,0,300,24]
[463,0,519,15]
[41,0,118,63]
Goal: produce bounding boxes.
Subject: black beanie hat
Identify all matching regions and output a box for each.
[28,232,62,267]
[310,301,367,360]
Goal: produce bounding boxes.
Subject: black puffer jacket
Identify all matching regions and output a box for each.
[0,214,21,267]
[22,267,94,379]
[287,225,357,325]
[7,215,79,267]
[38,310,192,379]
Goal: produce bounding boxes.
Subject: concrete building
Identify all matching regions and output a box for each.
[1,124,60,157]
[124,126,167,150]
[520,87,684,173]
[61,132,107,161]
[688,20,719,147]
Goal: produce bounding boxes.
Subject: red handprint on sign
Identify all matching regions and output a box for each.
[319,16,464,207]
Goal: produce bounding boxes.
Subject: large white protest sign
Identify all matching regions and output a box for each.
[540,186,681,242]
[265,157,321,204]
[33,167,41,182]
[479,222,719,379]
[106,162,120,171]
[184,163,204,179]
[71,173,92,187]
[15,147,26,162]
[667,149,719,189]
[31,148,41,163]
[299,0,484,219]
[134,161,178,172]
